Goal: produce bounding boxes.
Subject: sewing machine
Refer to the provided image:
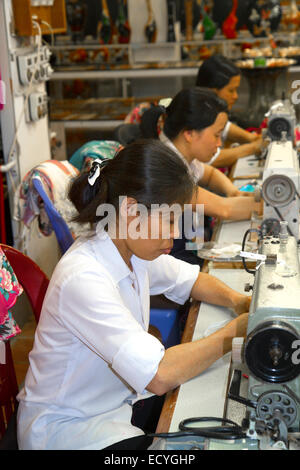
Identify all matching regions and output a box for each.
[228,226,300,450]
[259,140,300,239]
[266,99,296,143]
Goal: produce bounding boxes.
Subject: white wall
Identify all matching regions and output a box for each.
[0,0,61,279]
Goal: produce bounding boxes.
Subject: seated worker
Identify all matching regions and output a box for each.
[196,54,266,167]
[140,88,262,265]
[17,140,250,450]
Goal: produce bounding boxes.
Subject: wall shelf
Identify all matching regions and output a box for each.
[12,0,67,36]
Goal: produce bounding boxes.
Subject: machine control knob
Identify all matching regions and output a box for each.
[244,283,253,292]
[232,337,244,364]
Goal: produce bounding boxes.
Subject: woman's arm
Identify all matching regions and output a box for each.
[227,122,259,144]
[211,138,264,168]
[192,185,262,220]
[190,272,251,314]
[201,164,244,197]
[147,311,248,395]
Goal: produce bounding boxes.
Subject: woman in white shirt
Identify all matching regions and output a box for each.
[196,54,265,168]
[140,88,262,265]
[17,140,250,450]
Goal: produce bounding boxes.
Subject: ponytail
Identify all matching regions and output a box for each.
[69,167,109,225]
[140,105,166,138]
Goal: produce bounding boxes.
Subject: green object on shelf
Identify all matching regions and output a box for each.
[202,13,217,40]
[254,57,267,67]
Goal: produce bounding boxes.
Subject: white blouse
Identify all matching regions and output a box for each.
[207,120,231,165]
[159,132,205,183]
[17,231,199,450]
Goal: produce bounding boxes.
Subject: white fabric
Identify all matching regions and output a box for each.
[159,132,205,183]
[222,120,231,142]
[17,231,199,450]
[207,121,232,165]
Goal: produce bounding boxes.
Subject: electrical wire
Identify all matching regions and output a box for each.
[147,417,246,441]
[241,228,262,275]
[40,20,54,47]
[1,18,43,194]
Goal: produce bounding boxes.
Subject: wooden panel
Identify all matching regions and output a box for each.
[155,300,200,434]
[12,0,66,36]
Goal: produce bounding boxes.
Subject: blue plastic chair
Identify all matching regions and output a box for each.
[149,308,181,348]
[32,178,74,254]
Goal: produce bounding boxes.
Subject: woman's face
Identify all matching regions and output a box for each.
[215,75,241,110]
[125,208,181,261]
[187,112,228,162]
[117,198,195,261]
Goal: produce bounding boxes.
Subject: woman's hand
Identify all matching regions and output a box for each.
[250,136,270,156]
[230,311,249,338]
[232,294,251,316]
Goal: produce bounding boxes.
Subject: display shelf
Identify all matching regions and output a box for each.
[52,120,123,130]
[50,32,300,70]
[49,95,164,122]
[50,66,199,80]
[49,31,300,140]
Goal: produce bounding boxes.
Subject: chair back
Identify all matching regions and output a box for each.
[32,178,74,254]
[0,244,49,323]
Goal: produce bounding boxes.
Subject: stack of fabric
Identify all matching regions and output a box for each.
[14,160,82,240]
[69,140,122,172]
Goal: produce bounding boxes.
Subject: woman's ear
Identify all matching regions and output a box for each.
[119,196,138,218]
[182,129,193,143]
[183,129,200,144]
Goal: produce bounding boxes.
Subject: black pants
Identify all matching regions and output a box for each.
[103,394,165,450]
[170,215,212,268]
[103,435,154,450]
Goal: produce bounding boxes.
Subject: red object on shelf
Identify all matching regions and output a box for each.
[222,0,238,39]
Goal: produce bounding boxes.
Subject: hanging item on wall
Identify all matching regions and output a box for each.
[200,1,217,40]
[144,0,157,43]
[246,0,282,38]
[166,0,176,42]
[185,0,194,41]
[213,0,252,30]
[222,0,238,39]
[282,0,300,31]
[97,0,113,44]
[66,0,87,42]
[116,0,131,43]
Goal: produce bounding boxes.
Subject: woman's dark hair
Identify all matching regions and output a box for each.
[69,139,195,227]
[196,54,240,90]
[140,87,228,140]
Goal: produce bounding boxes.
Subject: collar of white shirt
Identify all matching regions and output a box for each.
[86,229,149,327]
[89,229,142,285]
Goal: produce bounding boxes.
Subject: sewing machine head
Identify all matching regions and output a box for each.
[231,228,300,449]
[266,99,296,144]
[259,140,300,239]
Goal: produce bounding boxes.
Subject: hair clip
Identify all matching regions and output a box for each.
[88,158,110,186]
[158,97,172,109]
